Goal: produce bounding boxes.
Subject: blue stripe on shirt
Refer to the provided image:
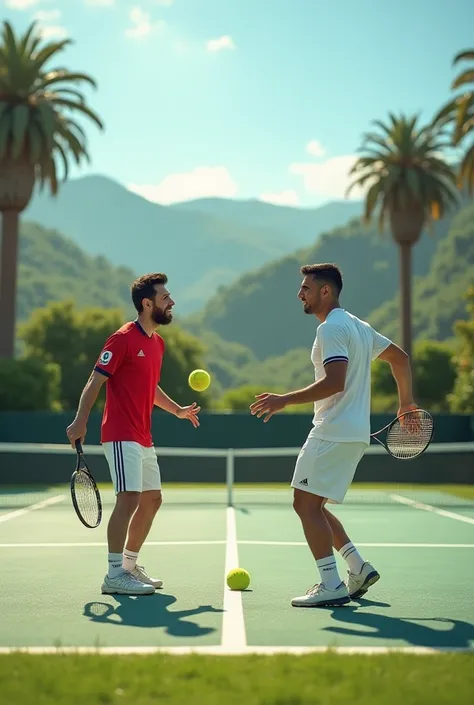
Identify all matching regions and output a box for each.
[323,355,349,366]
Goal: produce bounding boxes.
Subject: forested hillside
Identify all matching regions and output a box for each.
[17,222,136,322]
[188,208,460,359]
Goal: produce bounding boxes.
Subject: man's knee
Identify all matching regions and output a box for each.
[115,491,141,515]
[140,490,162,514]
[293,489,325,518]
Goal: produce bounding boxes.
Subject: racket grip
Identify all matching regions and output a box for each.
[75,439,83,454]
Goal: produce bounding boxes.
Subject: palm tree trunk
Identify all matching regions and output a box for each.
[0,210,20,358]
[399,242,412,359]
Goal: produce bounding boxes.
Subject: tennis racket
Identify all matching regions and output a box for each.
[370,408,434,460]
[70,440,102,528]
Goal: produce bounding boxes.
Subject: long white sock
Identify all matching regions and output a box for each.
[108,552,124,578]
[122,549,139,572]
[316,554,342,590]
[339,542,365,574]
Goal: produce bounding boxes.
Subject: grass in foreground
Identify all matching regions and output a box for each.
[1,653,473,705]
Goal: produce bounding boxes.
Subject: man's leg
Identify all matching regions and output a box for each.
[101,442,155,595]
[291,489,349,607]
[125,490,162,554]
[121,446,163,588]
[107,491,141,560]
[323,504,380,599]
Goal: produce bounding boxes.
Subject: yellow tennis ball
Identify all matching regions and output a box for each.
[188,368,211,392]
[226,568,250,591]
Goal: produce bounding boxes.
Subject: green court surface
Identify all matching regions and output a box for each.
[1,484,473,655]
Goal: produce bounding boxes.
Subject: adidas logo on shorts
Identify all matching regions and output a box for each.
[137,350,145,357]
[299,478,308,486]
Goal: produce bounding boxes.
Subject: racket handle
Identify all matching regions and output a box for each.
[75,439,83,454]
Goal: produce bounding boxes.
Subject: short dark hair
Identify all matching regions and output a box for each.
[300,263,343,295]
[131,272,168,312]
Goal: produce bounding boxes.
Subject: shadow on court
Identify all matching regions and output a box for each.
[83,593,224,638]
[323,598,474,648]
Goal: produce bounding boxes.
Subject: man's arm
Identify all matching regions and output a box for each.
[154,386,201,428]
[66,371,107,446]
[377,343,416,411]
[154,386,180,415]
[282,361,347,407]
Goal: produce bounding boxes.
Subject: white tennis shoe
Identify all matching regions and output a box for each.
[101,571,155,595]
[130,565,163,589]
[346,562,380,599]
[291,582,350,608]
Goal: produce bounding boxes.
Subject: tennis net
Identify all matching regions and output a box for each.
[0,441,473,509]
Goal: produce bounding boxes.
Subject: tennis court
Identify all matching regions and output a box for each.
[1,442,473,655]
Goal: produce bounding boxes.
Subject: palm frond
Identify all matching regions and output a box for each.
[453,50,474,65]
[350,112,459,237]
[0,20,103,196]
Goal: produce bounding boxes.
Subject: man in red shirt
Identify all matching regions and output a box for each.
[66,273,200,595]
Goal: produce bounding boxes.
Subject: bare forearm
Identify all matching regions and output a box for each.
[154,386,180,415]
[283,377,343,407]
[390,359,414,406]
[75,375,102,421]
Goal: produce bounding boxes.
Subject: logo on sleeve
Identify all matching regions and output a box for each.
[99,350,113,365]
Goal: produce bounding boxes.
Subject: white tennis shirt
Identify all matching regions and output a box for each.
[310,308,392,445]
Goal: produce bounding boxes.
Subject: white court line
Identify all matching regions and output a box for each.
[221,507,246,651]
[0,646,471,655]
[0,540,226,548]
[239,541,474,548]
[390,494,474,525]
[0,495,65,524]
[0,541,473,549]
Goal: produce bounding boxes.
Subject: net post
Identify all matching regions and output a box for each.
[226,448,234,507]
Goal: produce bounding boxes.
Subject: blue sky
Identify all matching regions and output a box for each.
[2,0,474,207]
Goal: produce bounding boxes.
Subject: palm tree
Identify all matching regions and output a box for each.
[433,50,474,194]
[347,113,459,358]
[0,21,103,358]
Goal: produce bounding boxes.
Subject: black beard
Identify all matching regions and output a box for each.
[152,309,173,325]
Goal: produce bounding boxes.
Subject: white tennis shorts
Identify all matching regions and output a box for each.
[103,441,162,494]
[291,430,367,504]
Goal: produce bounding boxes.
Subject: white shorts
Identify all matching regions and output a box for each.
[103,441,162,494]
[291,432,367,504]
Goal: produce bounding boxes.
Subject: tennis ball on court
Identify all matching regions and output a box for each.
[226,568,251,591]
[188,368,211,392]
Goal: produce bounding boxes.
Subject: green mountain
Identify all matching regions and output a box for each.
[170,197,363,244]
[24,175,363,313]
[369,201,474,342]
[188,210,458,360]
[17,221,136,322]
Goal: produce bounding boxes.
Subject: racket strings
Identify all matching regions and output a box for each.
[386,410,433,459]
[73,470,100,527]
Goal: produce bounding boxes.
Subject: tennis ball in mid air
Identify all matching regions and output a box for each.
[226,568,251,591]
[188,368,211,392]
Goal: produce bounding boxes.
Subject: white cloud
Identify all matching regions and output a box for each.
[5,0,40,9]
[128,167,239,204]
[306,140,326,158]
[33,9,68,39]
[85,0,115,6]
[37,24,68,39]
[259,190,300,206]
[125,7,166,39]
[34,9,61,21]
[290,155,363,200]
[207,35,235,52]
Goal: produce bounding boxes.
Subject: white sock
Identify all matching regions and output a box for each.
[339,542,365,574]
[122,549,139,572]
[108,552,124,578]
[316,554,342,590]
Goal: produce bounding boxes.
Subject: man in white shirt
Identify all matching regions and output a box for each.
[250,263,418,608]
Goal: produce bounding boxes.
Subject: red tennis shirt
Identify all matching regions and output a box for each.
[94,321,165,447]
